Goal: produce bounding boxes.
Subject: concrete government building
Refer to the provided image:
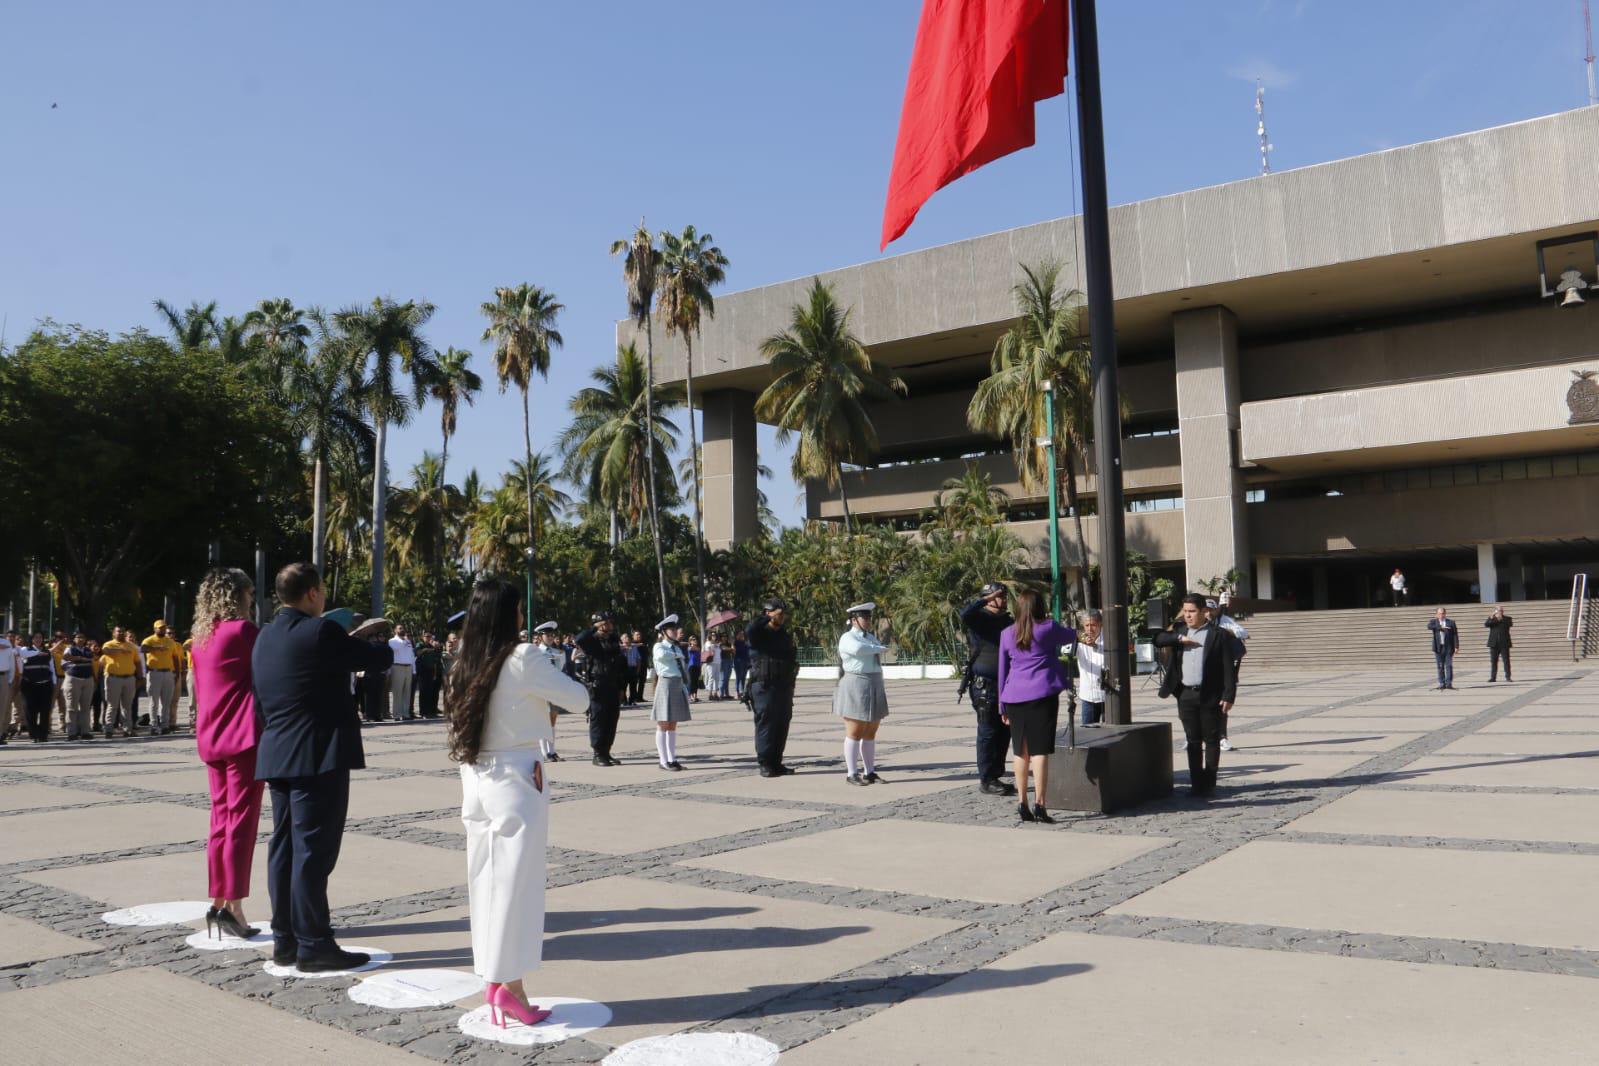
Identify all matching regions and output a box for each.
[627,107,1599,611]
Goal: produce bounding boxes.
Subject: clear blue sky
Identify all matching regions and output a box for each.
[2,1,1586,527]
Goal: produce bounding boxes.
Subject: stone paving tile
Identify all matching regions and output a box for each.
[0,912,100,968]
[1391,753,1599,790]
[3,801,207,864]
[0,782,117,813]
[1435,733,1599,756]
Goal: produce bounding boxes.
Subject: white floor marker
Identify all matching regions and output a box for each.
[263,946,392,978]
[102,901,212,927]
[185,929,272,952]
[349,968,483,1009]
[457,996,611,1046]
[603,1033,781,1065]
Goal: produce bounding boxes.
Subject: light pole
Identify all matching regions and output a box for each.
[524,547,535,633]
[1040,379,1062,621]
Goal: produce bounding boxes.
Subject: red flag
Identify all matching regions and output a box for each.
[880,0,1070,249]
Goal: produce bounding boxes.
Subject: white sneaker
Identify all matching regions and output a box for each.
[1220,738,1234,751]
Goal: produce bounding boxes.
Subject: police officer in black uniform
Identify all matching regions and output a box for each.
[746,596,799,778]
[960,582,1016,796]
[575,611,627,767]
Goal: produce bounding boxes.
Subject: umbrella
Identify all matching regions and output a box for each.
[706,609,741,629]
[322,607,356,632]
[350,617,391,640]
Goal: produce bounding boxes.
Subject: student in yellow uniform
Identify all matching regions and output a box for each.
[50,632,70,734]
[141,620,182,735]
[181,635,196,729]
[99,627,144,737]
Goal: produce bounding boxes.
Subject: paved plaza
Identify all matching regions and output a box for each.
[3,665,1599,1063]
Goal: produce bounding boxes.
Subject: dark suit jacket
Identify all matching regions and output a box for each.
[1427,618,1460,655]
[1484,615,1514,650]
[252,608,393,780]
[1154,624,1239,705]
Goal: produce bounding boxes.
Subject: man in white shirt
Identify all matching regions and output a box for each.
[1206,599,1249,751]
[387,625,416,722]
[1154,595,1239,797]
[1390,568,1407,607]
[0,631,16,745]
[1074,610,1107,725]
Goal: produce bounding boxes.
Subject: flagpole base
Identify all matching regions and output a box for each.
[1043,722,1173,814]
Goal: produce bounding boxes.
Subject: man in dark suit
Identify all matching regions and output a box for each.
[1428,607,1460,690]
[1484,606,1513,683]
[253,563,393,972]
[1154,594,1240,798]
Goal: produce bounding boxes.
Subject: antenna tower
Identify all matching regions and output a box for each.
[1586,0,1597,106]
[1255,79,1273,175]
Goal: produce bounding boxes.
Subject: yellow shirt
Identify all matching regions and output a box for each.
[100,640,142,677]
[181,638,194,671]
[141,635,180,671]
[51,640,68,673]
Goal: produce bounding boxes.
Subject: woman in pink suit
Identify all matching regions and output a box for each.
[189,567,265,940]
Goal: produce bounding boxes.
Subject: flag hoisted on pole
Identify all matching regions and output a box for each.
[880,0,1070,249]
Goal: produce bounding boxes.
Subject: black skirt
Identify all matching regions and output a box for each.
[1003,694,1060,756]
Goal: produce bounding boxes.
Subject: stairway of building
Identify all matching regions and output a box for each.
[1232,598,1596,672]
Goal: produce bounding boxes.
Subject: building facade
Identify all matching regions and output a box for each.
[626,108,1599,609]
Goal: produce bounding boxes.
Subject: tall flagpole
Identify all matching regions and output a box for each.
[1071,0,1132,724]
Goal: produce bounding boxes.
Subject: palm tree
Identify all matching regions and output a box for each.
[505,453,572,542]
[332,297,440,617]
[967,261,1099,609]
[386,453,467,573]
[153,299,219,350]
[282,326,372,572]
[934,463,1011,528]
[560,343,684,546]
[481,284,562,612]
[467,457,569,577]
[242,299,312,381]
[609,222,669,614]
[755,279,906,533]
[430,347,483,484]
[658,225,730,630]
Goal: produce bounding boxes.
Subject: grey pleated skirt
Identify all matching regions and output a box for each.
[832,671,890,722]
[651,675,692,722]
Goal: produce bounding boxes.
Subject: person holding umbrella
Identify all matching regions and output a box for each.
[834,602,890,785]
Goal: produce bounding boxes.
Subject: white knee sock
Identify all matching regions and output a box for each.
[664,731,677,763]
[656,731,670,766]
[844,738,860,777]
[861,740,876,774]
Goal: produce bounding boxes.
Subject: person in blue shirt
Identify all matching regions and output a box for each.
[650,615,692,770]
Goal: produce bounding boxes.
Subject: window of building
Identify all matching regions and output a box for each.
[1245,489,1264,503]
[1502,458,1527,480]
[1127,495,1183,512]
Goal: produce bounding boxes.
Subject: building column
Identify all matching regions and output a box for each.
[1477,542,1499,604]
[1507,551,1526,601]
[701,390,759,550]
[1253,554,1274,600]
[1174,306,1251,595]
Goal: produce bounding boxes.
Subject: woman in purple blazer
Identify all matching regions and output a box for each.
[997,588,1075,824]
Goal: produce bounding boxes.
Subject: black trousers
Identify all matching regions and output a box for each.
[22,683,53,741]
[588,686,622,757]
[629,666,647,704]
[970,676,1011,782]
[417,671,440,717]
[750,682,794,770]
[1490,646,1512,680]
[266,769,349,956]
[1176,688,1224,793]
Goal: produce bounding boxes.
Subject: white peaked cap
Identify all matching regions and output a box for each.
[847,602,876,615]
[656,613,679,631]
[533,621,558,633]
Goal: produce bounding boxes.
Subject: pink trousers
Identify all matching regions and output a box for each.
[205,751,264,900]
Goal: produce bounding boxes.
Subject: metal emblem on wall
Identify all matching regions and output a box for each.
[1568,369,1599,425]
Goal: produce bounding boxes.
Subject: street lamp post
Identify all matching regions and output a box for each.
[1041,379,1062,621]
[524,547,535,633]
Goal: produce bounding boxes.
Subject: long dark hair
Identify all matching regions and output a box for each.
[1012,588,1045,650]
[445,577,523,765]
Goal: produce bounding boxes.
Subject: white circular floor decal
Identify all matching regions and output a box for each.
[102,901,212,927]
[185,929,272,952]
[263,946,392,978]
[349,968,483,1009]
[458,996,611,1045]
[604,1033,781,1065]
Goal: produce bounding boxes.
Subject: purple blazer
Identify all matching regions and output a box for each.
[998,619,1075,704]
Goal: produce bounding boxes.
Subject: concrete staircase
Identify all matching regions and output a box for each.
[1233,599,1596,672]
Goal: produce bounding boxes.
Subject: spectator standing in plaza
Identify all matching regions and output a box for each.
[1485,606,1514,683]
[619,634,640,707]
[732,631,750,700]
[998,589,1073,823]
[448,577,588,1030]
[703,636,721,700]
[387,624,416,721]
[718,636,735,699]
[1074,610,1107,726]
[1428,607,1459,690]
[686,636,703,702]
[253,562,393,972]
[961,582,1015,797]
[61,630,96,740]
[89,638,105,733]
[834,602,890,785]
[18,633,57,741]
[50,630,69,735]
[180,633,195,728]
[1206,599,1250,752]
[628,629,649,704]
[190,567,265,941]
[1154,594,1240,798]
[1390,567,1407,607]
[5,628,25,738]
[141,619,182,734]
[99,625,144,737]
[415,632,443,718]
[651,615,692,771]
[0,630,14,745]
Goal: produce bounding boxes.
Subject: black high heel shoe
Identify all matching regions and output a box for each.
[1017,802,1036,823]
[204,906,221,939]
[1032,805,1056,825]
[214,908,260,940]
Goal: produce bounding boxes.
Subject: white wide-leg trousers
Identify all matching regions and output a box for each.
[461,750,549,983]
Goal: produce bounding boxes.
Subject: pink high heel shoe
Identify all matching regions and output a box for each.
[487,983,552,1028]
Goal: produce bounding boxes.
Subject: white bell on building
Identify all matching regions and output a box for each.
[1555,268,1587,307]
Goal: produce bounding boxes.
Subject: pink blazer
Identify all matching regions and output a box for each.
[192,618,261,762]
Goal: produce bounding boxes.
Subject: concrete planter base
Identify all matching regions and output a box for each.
[1042,721,1174,814]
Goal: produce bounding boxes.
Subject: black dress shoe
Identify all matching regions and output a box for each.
[592,754,609,766]
[846,773,866,786]
[777,765,798,776]
[546,751,563,762]
[605,756,621,766]
[272,941,299,966]
[998,781,1018,796]
[863,772,883,784]
[668,760,684,771]
[297,947,370,973]
[979,779,1006,795]
[759,766,781,778]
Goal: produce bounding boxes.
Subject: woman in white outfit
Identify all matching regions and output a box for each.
[446,578,589,1030]
[833,602,890,785]
[651,614,691,771]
